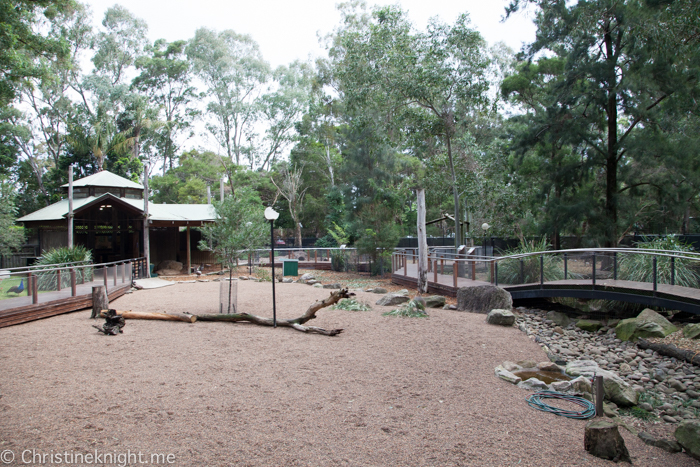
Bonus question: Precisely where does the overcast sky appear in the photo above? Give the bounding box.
[85,1,537,68]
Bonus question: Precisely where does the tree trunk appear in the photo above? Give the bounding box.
[584,419,631,463]
[91,286,108,319]
[416,188,428,294]
[196,288,353,336]
[637,338,700,367]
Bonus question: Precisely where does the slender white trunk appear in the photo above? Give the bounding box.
[417,188,428,294]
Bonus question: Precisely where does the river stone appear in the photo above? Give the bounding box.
[376,293,410,306]
[486,309,516,326]
[576,319,603,332]
[569,376,593,395]
[518,377,549,390]
[675,420,700,460]
[517,360,537,369]
[566,360,638,406]
[684,323,700,339]
[323,283,341,289]
[547,310,571,327]
[495,365,521,384]
[371,287,388,294]
[456,285,512,313]
[300,273,315,281]
[424,295,446,308]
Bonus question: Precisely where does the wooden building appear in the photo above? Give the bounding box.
[17,171,216,272]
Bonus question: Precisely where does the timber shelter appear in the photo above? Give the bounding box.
[17,170,216,272]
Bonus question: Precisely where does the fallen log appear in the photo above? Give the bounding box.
[196,288,353,336]
[100,309,196,323]
[637,338,700,367]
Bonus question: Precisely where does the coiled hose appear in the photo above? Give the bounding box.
[526,390,596,419]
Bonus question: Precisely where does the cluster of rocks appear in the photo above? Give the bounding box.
[515,307,700,425]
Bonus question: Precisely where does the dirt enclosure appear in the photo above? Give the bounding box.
[0,279,696,466]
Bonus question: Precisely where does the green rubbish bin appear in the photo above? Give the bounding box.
[282,259,299,276]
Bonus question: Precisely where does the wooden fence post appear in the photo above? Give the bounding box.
[70,268,77,296]
[453,261,458,289]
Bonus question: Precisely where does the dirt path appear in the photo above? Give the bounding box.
[0,280,696,466]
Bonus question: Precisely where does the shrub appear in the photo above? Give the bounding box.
[332,298,372,311]
[382,299,428,318]
[35,246,93,291]
[496,237,565,285]
[618,235,700,287]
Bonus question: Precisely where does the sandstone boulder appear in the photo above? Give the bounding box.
[547,310,571,327]
[615,309,678,341]
[156,260,183,272]
[456,285,512,314]
[675,420,700,460]
[683,323,700,339]
[424,295,446,309]
[376,293,411,306]
[566,360,638,406]
[576,319,603,332]
[486,309,516,326]
[494,365,521,384]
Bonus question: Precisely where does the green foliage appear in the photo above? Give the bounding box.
[382,299,428,318]
[253,266,271,282]
[0,184,25,255]
[496,237,565,285]
[332,298,371,311]
[327,223,349,271]
[199,188,267,267]
[34,246,92,291]
[619,406,657,421]
[618,236,700,287]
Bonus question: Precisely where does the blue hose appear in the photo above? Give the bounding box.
[526,390,596,419]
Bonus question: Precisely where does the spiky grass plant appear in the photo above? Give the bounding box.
[382,299,428,318]
[618,235,700,288]
[332,298,372,311]
[35,246,92,291]
[496,237,565,285]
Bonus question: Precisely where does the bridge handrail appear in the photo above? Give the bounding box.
[492,248,700,263]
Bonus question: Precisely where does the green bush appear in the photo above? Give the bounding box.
[383,299,428,318]
[496,238,565,285]
[332,298,372,311]
[35,246,93,291]
[618,235,700,287]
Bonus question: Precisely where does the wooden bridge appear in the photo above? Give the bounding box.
[0,258,146,328]
[392,248,700,315]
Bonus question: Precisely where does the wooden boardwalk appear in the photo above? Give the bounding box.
[0,279,131,328]
[392,262,700,314]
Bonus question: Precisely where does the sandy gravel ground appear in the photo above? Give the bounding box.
[0,279,697,467]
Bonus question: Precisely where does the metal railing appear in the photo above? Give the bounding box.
[392,248,700,293]
[0,258,146,308]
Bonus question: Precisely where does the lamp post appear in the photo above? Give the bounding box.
[265,207,280,327]
[481,222,490,257]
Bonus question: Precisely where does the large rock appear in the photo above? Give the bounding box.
[456,285,512,313]
[424,295,446,309]
[494,365,521,384]
[518,377,549,391]
[155,268,181,276]
[683,323,700,339]
[156,260,183,272]
[675,420,700,460]
[637,308,678,335]
[547,310,571,327]
[565,360,638,407]
[300,273,315,281]
[376,293,411,306]
[486,309,516,326]
[615,309,678,341]
[615,319,665,341]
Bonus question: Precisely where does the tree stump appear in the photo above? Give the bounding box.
[584,419,631,463]
[91,286,108,319]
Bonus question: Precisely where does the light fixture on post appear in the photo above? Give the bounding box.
[264,207,280,327]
